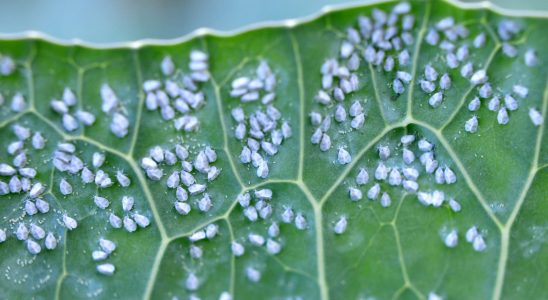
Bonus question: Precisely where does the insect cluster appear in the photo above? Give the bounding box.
[143,51,210,133]
[229,61,293,179]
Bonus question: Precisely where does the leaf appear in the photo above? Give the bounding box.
[0,0,546,299]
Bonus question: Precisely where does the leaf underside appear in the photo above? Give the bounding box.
[0,0,546,299]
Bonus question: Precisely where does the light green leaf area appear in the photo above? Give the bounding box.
[0,0,546,299]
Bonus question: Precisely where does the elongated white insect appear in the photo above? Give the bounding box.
[45,233,57,250]
[248,233,265,246]
[388,169,402,186]
[402,148,415,165]
[36,198,50,213]
[420,80,435,93]
[99,238,116,254]
[439,73,451,90]
[429,92,443,108]
[468,97,480,111]
[109,213,122,228]
[0,229,6,243]
[246,267,261,283]
[231,241,245,257]
[266,239,282,255]
[268,222,280,238]
[367,183,380,200]
[281,207,294,224]
[27,239,42,255]
[474,32,486,48]
[59,179,72,195]
[529,108,543,126]
[161,56,175,75]
[348,187,363,201]
[63,214,78,230]
[175,201,191,215]
[16,223,29,240]
[465,226,479,243]
[25,200,38,216]
[473,235,486,252]
[30,224,45,240]
[97,263,115,276]
[123,216,137,232]
[524,49,538,67]
[380,192,391,207]
[94,196,110,209]
[470,70,487,85]
[295,213,307,230]
[497,107,509,125]
[478,83,492,99]
[448,198,461,212]
[375,162,389,181]
[133,213,150,228]
[402,180,418,193]
[92,250,109,261]
[465,116,478,133]
[460,62,473,78]
[11,93,26,112]
[198,194,213,212]
[444,229,458,248]
[356,168,369,185]
[255,189,272,200]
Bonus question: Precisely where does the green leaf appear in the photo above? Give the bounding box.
[0,0,546,299]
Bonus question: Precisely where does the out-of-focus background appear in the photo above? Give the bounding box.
[0,0,546,43]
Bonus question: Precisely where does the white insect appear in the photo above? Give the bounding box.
[123,216,137,232]
[133,213,150,228]
[92,250,109,261]
[175,201,191,215]
[472,235,486,252]
[334,216,348,235]
[388,169,402,186]
[337,148,352,165]
[468,97,480,111]
[268,222,280,238]
[97,263,115,276]
[246,267,261,283]
[367,184,381,200]
[231,241,245,257]
[30,224,45,240]
[464,116,478,133]
[266,239,282,255]
[16,223,29,240]
[375,162,389,181]
[497,107,509,125]
[59,178,73,195]
[295,213,308,230]
[27,239,42,255]
[99,238,116,254]
[281,207,294,224]
[205,223,218,239]
[94,195,110,209]
[448,198,461,212]
[36,198,50,213]
[63,214,78,230]
[444,230,458,248]
[45,233,57,250]
[529,108,543,126]
[470,70,487,85]
[380,192,391,207]
[348,187,363,201]
[109,213,123,228]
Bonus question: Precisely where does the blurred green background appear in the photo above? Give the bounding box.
[0,0,546,43]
